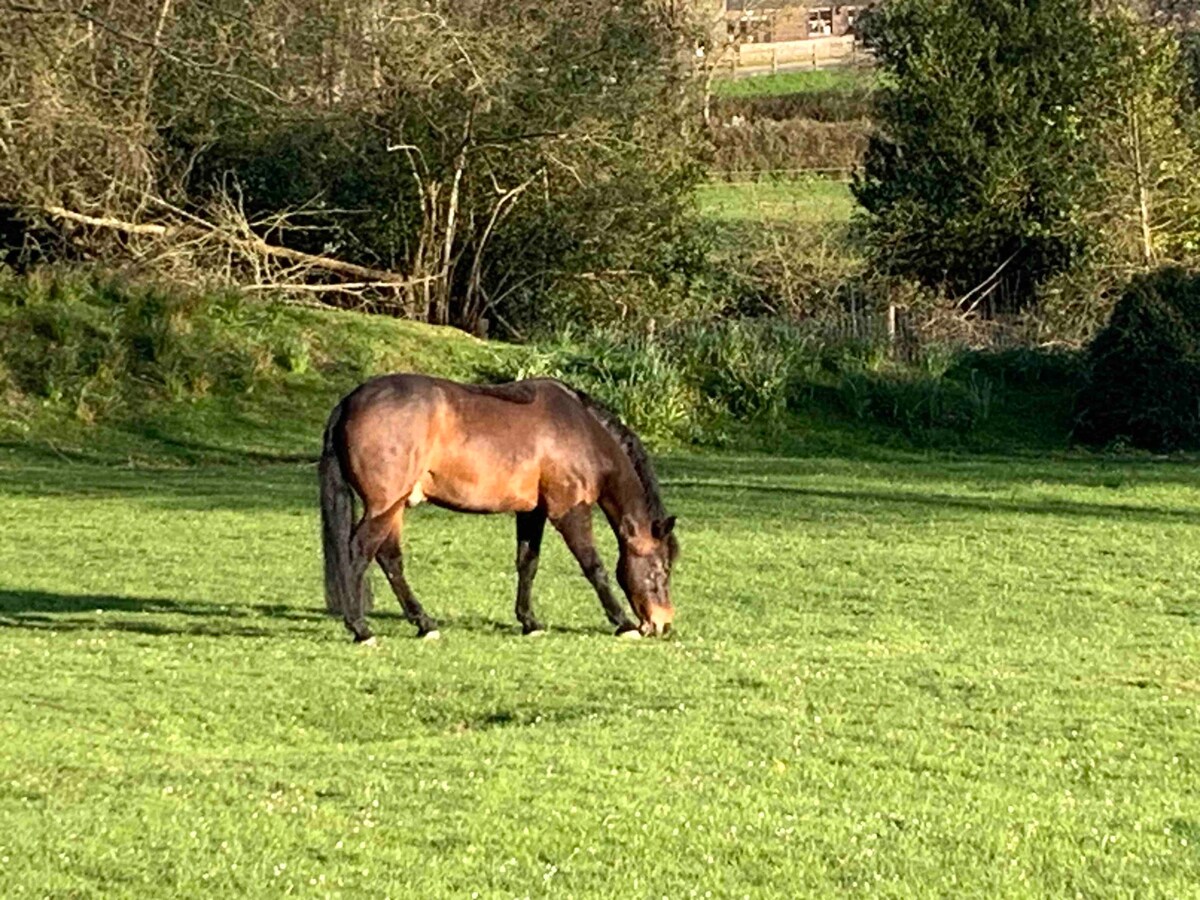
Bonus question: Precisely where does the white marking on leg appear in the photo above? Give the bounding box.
[422,629,441,641]
[618,629,642,640]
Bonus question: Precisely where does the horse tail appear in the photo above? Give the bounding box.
[319,399,373,615]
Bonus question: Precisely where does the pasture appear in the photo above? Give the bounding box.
[711,68,874,99]
[3,443,1199,896]
[695,179,854,226]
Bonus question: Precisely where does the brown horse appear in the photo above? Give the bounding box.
[319,374,678,643]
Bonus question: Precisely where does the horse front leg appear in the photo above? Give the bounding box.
[514,509,547,635]
[553,505,640,637]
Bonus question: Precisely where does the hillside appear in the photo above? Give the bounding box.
[0,272,517,465]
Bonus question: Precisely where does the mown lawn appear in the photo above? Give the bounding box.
[2,444,1198,897]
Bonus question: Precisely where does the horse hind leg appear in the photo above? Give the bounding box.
[343,508,395,643]
[375,508,440,639]
[514,509,547,635]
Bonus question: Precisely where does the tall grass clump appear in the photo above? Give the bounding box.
[503,320,832,447]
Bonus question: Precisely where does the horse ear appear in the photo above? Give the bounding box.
[653,516,677,539]
[619,515,639,541]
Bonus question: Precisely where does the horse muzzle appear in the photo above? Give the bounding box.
[638,602,674,637]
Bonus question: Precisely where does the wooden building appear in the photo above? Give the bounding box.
[724,2,864,44]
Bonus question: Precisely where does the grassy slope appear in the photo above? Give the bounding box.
[0,282,518,465]
[2,446,1199,897]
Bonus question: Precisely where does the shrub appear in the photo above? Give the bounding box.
[500,319,830,447]
[711,88,875,124]
[1074,267,1200,450]
[708,119,868,178]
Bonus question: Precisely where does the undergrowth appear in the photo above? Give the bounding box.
[0,270,1082,457]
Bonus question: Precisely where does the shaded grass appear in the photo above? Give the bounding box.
[1,447,1198,896]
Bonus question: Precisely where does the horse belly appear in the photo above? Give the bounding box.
[422,457,541,513]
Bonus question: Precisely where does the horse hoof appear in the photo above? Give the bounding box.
[359,636,378,647]
[421,630,441,641]
[617,628,642,640]
[525,629,546,638]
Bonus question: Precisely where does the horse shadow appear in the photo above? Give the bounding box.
[0,588,341,638]
[0,589,606,639]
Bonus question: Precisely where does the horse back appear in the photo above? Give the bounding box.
[337,375,619,516]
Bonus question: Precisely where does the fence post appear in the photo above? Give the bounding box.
[887,304,897,355]
[771,47,778,74]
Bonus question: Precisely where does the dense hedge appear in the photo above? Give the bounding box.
[708,119,869,177]
[711,89,874,124]
[1074,267,1200,450]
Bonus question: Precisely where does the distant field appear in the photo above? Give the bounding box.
[695,178,856,225]
[712,67,875,99]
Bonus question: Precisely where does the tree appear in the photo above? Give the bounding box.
[0,1,707,334]
[852,0,1200,316]
[854,0,1105,310]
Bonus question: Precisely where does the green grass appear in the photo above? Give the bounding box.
[0,272,517,464]
[2,271,1198,895]
[695,179,855,225]
[712,68,875,99]
[2,445,1199,896]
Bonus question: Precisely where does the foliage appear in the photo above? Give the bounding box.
[837,370,994,440]
[1,1,706,333]
[505,320,821,446]
[711,74,875,122]
[708,119,868,178]
[1092,10,1200,271]
[1,270,1087,460]
[1074,266,1200,450]
[854,0,1200,317]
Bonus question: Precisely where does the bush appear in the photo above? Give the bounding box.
[711,89,875,124]
[708,119,868,178]
[1074,267,1200,451]
[854,0,1194,308]
[837,369,994,441]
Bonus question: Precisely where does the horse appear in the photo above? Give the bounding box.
[318,374,678,643]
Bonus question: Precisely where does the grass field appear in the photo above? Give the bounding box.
[3,441,1199,897]
[695,179,855,225]
[712,68,875,99]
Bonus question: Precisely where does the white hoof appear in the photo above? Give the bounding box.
[421,630,441,641]
[525,629,546,638]
[618,629,642,640]
[359,636,378,647]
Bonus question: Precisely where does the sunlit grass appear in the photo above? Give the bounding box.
[2,446,1198,896]
[695,178,855,225]
[712,67,875,99]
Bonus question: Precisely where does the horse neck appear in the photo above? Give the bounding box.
[598,458,651,533]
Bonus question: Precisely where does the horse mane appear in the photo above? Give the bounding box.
[462,381,539,404]
[571,387,679,559]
